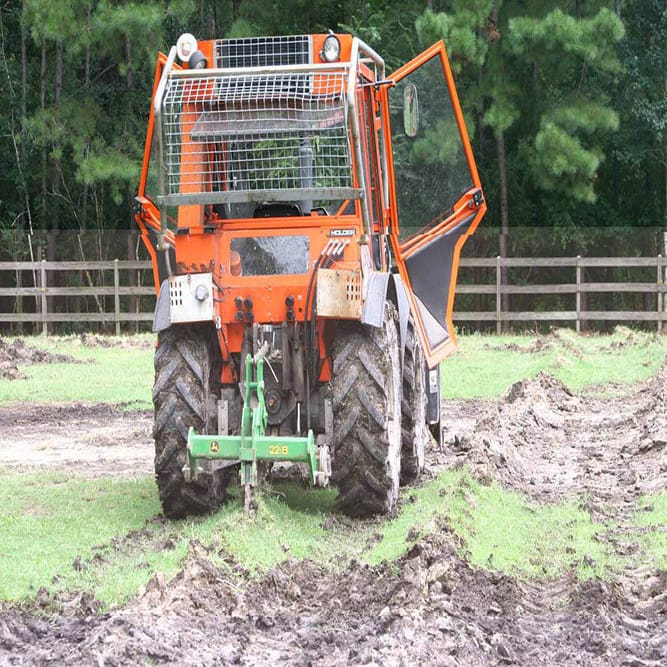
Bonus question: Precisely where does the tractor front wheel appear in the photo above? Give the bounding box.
[153,324,229,518]
[330,303,402,516]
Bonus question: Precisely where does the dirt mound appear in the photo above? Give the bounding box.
[74,333,154,349]
[483,329,583,357]
[447,368,666,502]
[2,526,665,666]
[0,338,84,380]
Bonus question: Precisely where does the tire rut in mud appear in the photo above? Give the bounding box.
[1,366,666,665]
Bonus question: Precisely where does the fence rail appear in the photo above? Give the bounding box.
[455,255,665,333]
[0,257,665,334]
[0,259,155,335]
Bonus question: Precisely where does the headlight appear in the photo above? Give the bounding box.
[176,33,198,63]
[320,34,341,63]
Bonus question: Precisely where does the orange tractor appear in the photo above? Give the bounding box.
[134,31,486,517]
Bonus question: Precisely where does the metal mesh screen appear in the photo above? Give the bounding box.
[159,70,354,205]
[215,36,311,68]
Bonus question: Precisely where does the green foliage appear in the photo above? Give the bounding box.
[484,94,520,137]
[533,121,603,202]
[0,0,665,255]
[441,328,667,399]
[416,3,494,70]
[509,8,625,73]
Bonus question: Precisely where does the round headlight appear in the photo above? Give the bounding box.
[321,34,341,63]
[176,33,198,63]
[189,50,207,70]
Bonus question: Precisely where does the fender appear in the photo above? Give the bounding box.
[363,271,410,368]
[153,280,170,332]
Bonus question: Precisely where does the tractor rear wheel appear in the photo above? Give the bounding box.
[400,318,428,485]
[330,303,402,516]
[153,324,229,518]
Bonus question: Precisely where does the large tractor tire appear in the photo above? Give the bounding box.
[400,318,428,485]
[153,324,229,518]
[330,303,402,516]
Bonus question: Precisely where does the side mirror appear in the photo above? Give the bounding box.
[403,83,419,137]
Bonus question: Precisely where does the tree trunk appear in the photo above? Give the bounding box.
[40,41,47,226]
[477,64,484,155]
[211,0,218,35]
[615,0,622,19]
[497,130,509,329]
[53,40,63,197]
[125,35,133,89]
[82,4,91,232]
[85,3,91,85]
[54,40,63,104]
[127,231,138,333]
[20,6,27,170]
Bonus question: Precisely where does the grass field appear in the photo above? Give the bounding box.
[0,328,665,608]
[0,467,614,606]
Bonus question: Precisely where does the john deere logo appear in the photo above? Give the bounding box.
[210,441,219,453]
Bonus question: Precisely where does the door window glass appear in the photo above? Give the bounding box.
[389,55,472,243]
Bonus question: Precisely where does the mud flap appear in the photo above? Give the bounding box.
[426,363,440,426]
[153,280,170,332]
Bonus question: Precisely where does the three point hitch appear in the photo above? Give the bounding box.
[184,353,331,511]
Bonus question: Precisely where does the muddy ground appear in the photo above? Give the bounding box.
[0,358,665,665]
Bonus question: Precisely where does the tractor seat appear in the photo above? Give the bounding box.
[253,202,303,218]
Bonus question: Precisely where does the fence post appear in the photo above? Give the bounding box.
[658,255,663,333]
[114,258,121,336]
[40,259,48,336]
[496,255,502,335]
[15,268,23,334]
[576,255,581,333]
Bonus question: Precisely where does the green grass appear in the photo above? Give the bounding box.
[0,467,620,607]
[0,329,664,608]
[443,327,667,399]
[0,469,159,603]
[365,469,613,579]
[0,335,154,408]
[636,493,667,570]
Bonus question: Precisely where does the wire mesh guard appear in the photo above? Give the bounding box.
[214,35,311,69]
[159,70,353,205]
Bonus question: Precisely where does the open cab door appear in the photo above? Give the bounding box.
[386,41,486,368]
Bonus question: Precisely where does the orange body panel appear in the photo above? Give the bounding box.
[136,33,485,380]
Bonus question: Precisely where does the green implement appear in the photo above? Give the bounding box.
[185,354,330,511]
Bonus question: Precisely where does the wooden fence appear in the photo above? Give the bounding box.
[0,260,155,335]
[456,256,665,333]
[0,257,665,334]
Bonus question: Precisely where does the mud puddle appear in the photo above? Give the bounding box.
[0,403,152,477]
